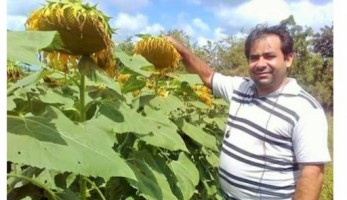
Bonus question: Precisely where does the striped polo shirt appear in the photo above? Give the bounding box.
[212,72,331,199]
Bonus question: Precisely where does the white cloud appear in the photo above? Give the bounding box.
[192,18,210,32]
[213,27,228,41]
[7,15,27,31]
[196,36,209,46]
[142,23,165,35]
[102,0,150,13]
[112,13,148,35]
[215,0,289,29]
[214,0,332,33]
[112,14,166,41]
[180,24,195,37]
[234,31,248,39]
[289,1,333,29]
[236,0,289,24]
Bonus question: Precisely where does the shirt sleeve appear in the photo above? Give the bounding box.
[212,72,245,103]
[292,108,331,163]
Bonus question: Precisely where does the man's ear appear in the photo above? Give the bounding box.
[285,53,294,68]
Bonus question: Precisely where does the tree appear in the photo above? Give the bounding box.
[281,15,333,113]
[312,25,333,58]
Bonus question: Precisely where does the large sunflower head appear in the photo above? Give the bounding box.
[25,0,116,76]
[133,36,182,73]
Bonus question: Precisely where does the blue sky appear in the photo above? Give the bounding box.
[7,0,333,45]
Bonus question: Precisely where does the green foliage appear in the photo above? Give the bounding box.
[8,104,137,180]
[7,30,225,199]
[312,25,333,58]
[320,115,333,200]
[215,36,248,76]
[321,163,333,200]
[283,16,333,113]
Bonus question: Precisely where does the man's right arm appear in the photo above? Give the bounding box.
[165,36,214,89]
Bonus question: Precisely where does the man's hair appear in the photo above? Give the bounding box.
[244,24,294,60]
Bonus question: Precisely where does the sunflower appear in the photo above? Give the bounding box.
[25,0,116,76]
[133,36,181,73]
[7,60,24,82]
[193,84,213,106]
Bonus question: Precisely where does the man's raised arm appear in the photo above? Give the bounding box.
[165,36,214,89]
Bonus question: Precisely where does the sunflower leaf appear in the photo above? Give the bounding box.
[7,31,57,66]
[7,106,137,181]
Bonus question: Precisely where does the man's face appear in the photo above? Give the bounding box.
[248,34,293,96]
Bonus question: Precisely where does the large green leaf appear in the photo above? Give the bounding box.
[202,147,220,168]
[169,153,200,200]
[92,100,188,151]
[41,32,73,54]
[84,67,121,90]
[7,107,136,181]
[91,100,152,135]
[190,100,210,110]
[180,119,218,151]
[213,117,228,130]
[128,150,178,200]
[115,48,153,77]
[138,94,184,114]
[7,31,56,66]
[139,107,188,152]
[7,69,53,95]
[39,88,75,108]
[175,74,203,85]
[85,70,129,103]
[121,75,147,94]
[7,95,17,111]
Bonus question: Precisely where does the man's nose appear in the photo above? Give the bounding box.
[256,56,267,67]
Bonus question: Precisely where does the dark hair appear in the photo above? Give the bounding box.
[244,24,293,60]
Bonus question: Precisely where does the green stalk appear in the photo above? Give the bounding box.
[78,74,87,199]
[80,175,87,200]
[27,93,33,113]
[84,177,106,200]
[117,133,133,152]
[154,73,159,95]
[79,74,86,122]
[7,174,57,200]
[77,58,87,200]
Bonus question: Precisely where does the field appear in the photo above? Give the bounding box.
[320,115,333,199]
[7,21,334,199]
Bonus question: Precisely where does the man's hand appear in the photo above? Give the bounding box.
[163,35,214,88]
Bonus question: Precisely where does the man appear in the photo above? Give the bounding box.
[165,25,331,199]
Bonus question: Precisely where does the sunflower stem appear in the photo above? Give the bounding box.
[80,176,87,200]
[79,56,87,200]
[84,177,106,200]
[78,63,87,200]
[155,73,159,95]
[7,174,58,200]
[79,74,86,122]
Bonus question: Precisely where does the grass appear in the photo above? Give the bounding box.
[320,115,333,199]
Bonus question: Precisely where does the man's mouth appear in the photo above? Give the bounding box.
[254,71,271,75]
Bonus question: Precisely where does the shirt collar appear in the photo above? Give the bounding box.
[249,78,301,97]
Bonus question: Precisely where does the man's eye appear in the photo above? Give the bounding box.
[264,55,276,59]
[249,56,259,61]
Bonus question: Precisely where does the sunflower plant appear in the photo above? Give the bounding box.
[25,0,116,76]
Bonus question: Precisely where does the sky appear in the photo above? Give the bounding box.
[7,0,333,46]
